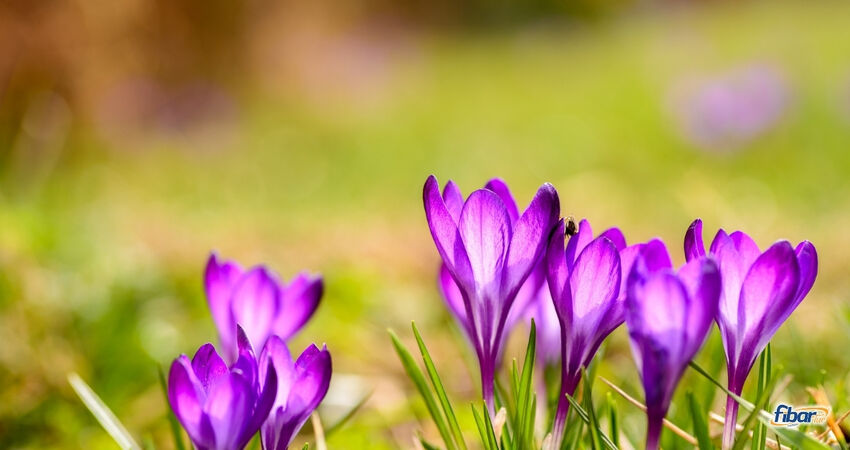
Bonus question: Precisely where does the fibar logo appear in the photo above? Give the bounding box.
[770,404,829,427]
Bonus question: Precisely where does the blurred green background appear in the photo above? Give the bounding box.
[2,0,850,448]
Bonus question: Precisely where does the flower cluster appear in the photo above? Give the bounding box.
[168,254,332,450]
[422,175,817,449]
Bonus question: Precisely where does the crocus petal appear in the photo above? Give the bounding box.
[273,273,322,340]
[737,241,799,371]
[729,231,760,269]
[423,176,475,294]
[439,264,470,329]
[263,345,332,450]
[231,267,281,354]
[191,344,229,394]
[569,236,622,367]
[617,244,644,301]
[205,373,252,450]
[684,219,706,262]
[599,227,627,251]
[710,230,748,341]
[442,180,464,223]
[484,178,520,223]
[679,258,721,356]
[260,335,295,408]
[635,239,673,274]
[565,219,593,271]
[570,237,621,330]
[232,326,258,393]
[459,189,512,300]
[288,344,332,416]
[794,241,818,304]
[241,361,277,448]
[546,220,569,308]
[169,355,213,447]
[503,183,560,299]
[205,254,243,355]
[627,272,690,413]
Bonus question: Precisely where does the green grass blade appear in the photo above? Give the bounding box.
[753,345,771,450]
[581,370,603,450]
[471,403,498,450]
[389,329,455,450]
[565,392,618,450]
[301,444,309,450]
[68,373,141,450]
[686,391,713,450]
[605,393,620,448]
[412,322,467,450]
[324,391,372,436]
[158,366,187,450]
[516,320,537,449]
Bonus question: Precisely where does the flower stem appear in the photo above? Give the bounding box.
[722,394,740,450]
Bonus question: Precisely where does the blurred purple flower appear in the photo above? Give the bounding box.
[672,65,789,150]
[260,337,332,450]
[168,326,277,450]
[685,219,817,449]
[626,239,720,450]
[545,218,642,445]
[424,175,560,409]
[205,253,322,362]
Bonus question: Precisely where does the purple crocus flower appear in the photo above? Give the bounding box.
[168,326,277,450]
[545,218,642,445]
[260,337,332,450]
[626,239,720,450]
[671,64,789,151]
[423,175,559,409]
[205,253,322,362]
[684,219,817,449]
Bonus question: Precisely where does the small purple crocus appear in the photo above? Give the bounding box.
[684,219,817,449]
[168,326,278,450]
[423,175,559,409]
[205,253,322,362]
[671,64,789,151]
[545,218,642,445]
[260,337,332,450]
[626,239,721,450]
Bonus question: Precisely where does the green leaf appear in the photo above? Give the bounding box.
[301,444,309,450]
[388,329,455,450]
[158,366,187,450]
[686,391,713,450]
[68,372,141,450]
[412,322,467,450]
[565,392,618,450]
[418,434,441,450]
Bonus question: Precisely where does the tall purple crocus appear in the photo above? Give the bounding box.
[437,179,552,367]
[684,219,817,449]
[168,326,278,450]
[423,175,559,409]
[260,337,332,450]
[626,239,721,450]
[545,218,642,445]
[205,253,323,362]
